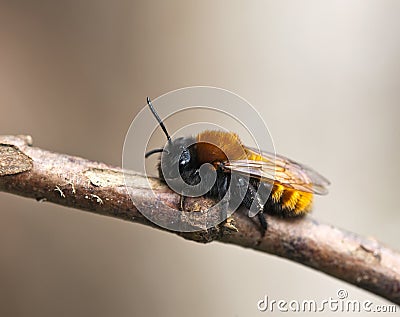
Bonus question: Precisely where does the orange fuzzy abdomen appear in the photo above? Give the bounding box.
[270,183,313,216]
[246,150,313,216]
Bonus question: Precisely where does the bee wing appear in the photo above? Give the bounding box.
[222,148,330,195]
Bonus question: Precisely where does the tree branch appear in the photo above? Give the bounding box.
[1,135,399,305]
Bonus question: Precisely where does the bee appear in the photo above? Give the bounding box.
[145,97,330,233]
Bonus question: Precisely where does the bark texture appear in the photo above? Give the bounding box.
[0,135,399,305]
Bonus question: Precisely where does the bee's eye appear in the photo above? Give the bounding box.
[179,149,191,166]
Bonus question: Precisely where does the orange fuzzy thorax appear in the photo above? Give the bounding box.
[196,131,247,163]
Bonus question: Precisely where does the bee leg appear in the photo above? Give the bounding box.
[242,183,268,236]
[257,212,268,236]
[179,195,186,211]
[216,172,230,225]
[218,197,230,228]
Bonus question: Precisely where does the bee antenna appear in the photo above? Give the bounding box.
[145,148,164,158]
[147,97,171,142]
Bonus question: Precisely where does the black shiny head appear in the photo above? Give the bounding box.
[159,136,198,181]
[145,98,199,182]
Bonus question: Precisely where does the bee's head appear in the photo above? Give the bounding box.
[160,137,198,179]
[144,97,198,180]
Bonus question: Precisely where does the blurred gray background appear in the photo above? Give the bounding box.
[1,1,399,316]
